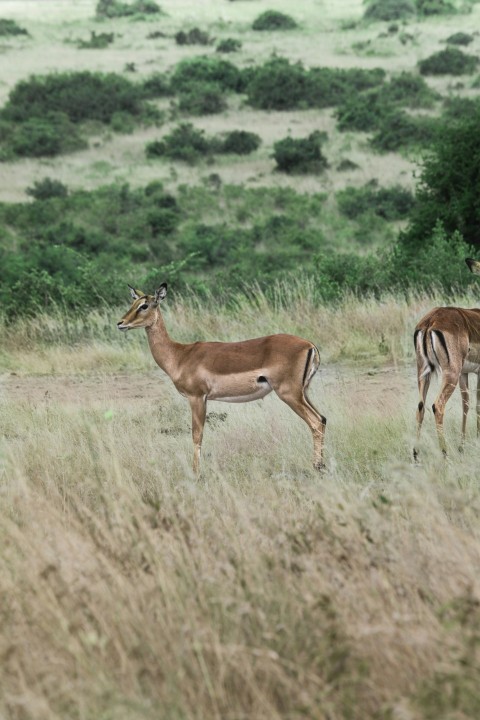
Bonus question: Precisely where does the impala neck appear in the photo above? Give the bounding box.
[145,308,182,378]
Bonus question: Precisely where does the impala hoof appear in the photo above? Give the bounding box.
[314,461,326,472]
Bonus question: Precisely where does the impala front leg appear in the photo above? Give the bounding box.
[477,374,480,438]
[459,373,469,451]
[189,395,207,476]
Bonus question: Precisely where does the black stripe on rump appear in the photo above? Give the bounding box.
[302,348,314,387]
[413,329,420,349]
[432,330,450,365]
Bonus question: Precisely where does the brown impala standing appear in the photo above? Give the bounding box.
[117,284,326,474]
[414,257,480,457]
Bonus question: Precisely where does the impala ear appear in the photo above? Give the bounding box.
[466,258,480,276]
[128,284,144,300]
[154,283,167,304]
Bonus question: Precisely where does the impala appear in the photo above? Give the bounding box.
[414,257,480,457]
[117,284,326,474]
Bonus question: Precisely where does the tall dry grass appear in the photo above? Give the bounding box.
[1,290,480,718]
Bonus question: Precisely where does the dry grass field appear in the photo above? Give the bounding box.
[2,0,480,717]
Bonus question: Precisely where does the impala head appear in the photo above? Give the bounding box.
[466,257,480,276]
[117,283,167,331]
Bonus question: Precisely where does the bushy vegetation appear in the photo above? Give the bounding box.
[216,37,242,53]
[0,18,29,36]
[369,110,438,152]
[337,182,415,220]
[273,132,329,174]
[78,31,115,49]
[418,47,479,75]
[400,104,480,249]
[146,124,260,162]
[177,83,227,115]
[96,0,163,17]
[363,0,416,21]
[445,31,473,45]
[0,72,158,159]
[245,58,385,111]
[175,28,213,46]
[26,177,69,201]
[221,130,261,155]
[171,57,244,93]
[252,11,298,31]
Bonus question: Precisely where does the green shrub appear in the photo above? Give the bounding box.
[7,114,86,158]
[337,158,360,171]
[446,31,473,45]
[177,83,227,115]
[96,0,163,17]
[78,31,114,49]
[400,104,480,249]
[418,47,479,75]
[146,123,214,163]
[363,0,416,21]
[337,182,415,220]
[0,18,29,36]
[171,57,243,93]
[221,130,261,154]
[175,28,212,46]
[369,110,437,152]
[26,178,69,201]
[141,73,172,98]
[273,132,328,174]
[442,95,480,120]
[252,11,297,30]
[417,0,457,15]
[382,71,438,108]
[336,88,393,132]
[2,72,146,124]
[216,38,242,53]
[246,59,385,111]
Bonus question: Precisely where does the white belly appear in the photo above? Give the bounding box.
[207,374,272,403]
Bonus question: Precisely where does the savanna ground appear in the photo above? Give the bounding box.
[2,0,480,718]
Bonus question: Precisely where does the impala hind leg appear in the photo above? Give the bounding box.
[477,374,480,438]
[274,387,326,470]
[459,373,469,451]
[414,368,431,462]
[432,372,459,456]
[189,396,207,476]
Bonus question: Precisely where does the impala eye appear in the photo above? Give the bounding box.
[140,303,149,310]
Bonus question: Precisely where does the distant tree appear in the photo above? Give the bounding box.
[400,106,480,249]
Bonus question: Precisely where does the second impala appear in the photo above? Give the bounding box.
[117,283,326,474]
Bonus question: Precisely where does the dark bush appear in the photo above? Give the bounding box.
[337,182,415,220]
[418,47,479,75]
[369,110,437,152]
[335,88,393,132]
[2,72,146,124]
[246,59,385,111]
[417,0,456,15]
[171,57,243,93]
[96,0,162,17]
[446,31,473,45]
[221,130,261,154]
[7,114,86,158]
[246,58,308,110]
[147,30,168,39]
[273,132,328,174]
[0,18,29,36]
[141,73,172,98]
[146,123,214,163]
[78,31,114,49]
[252,11,297,30]
[216,38,242,53]
[400,104,480,249]
[382,72,438,108]
[442,95,480,120]
[337,158,360,171]
[177,83,227,115]
[175,28,212,46]
[363,0,416,21]
[26,178,69,201]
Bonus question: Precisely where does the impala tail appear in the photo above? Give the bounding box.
[414,327,450,378]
